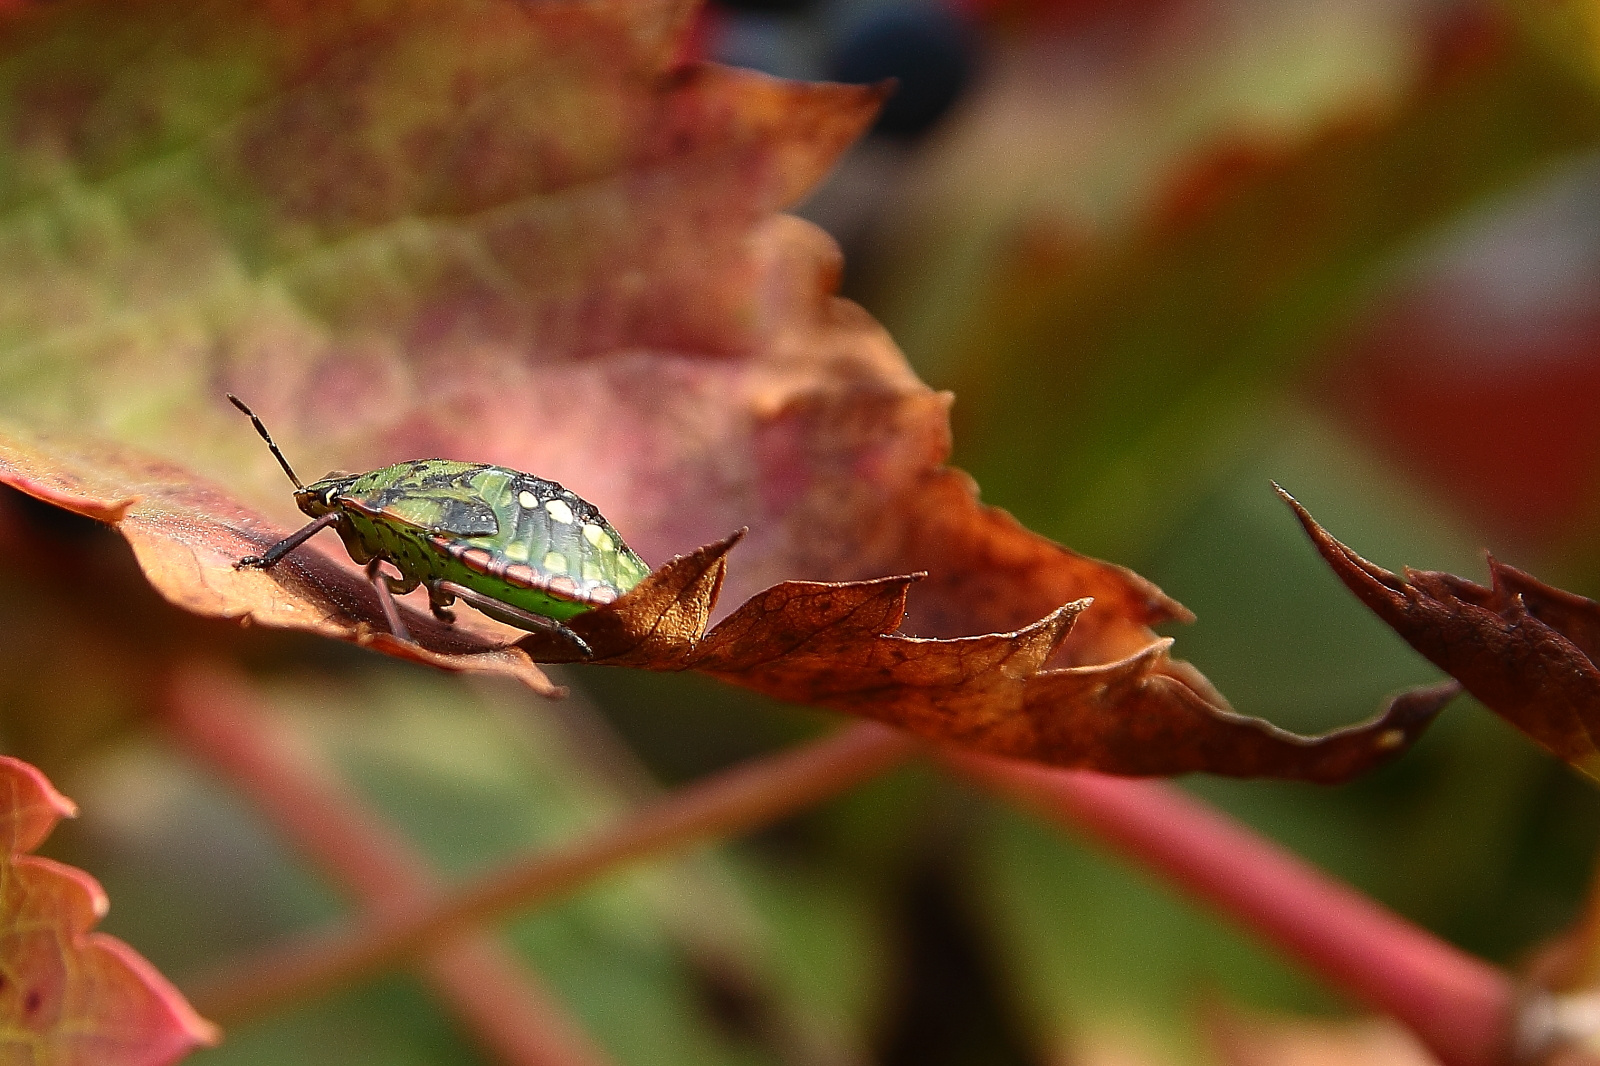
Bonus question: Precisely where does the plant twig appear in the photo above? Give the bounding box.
[949,753,1518,1066]
[184,715,916,1026]
[530,683,872,1066]
[165,662,618,1066]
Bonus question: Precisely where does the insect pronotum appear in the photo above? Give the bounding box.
[229,394,652,658]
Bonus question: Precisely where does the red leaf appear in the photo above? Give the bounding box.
[0,756,218,1064]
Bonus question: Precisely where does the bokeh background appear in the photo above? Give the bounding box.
[6,0,1600,1062]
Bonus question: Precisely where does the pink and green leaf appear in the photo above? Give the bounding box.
[0,755,218,1064]
[0,0,1443,778]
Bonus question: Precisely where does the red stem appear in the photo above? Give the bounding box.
[950,753,1519,1066]
[168,660,1519,1066]
[165,662,617,1066]
[183,716,916,1025]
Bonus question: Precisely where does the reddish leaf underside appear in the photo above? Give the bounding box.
[1281,485,1600,781]
[0,427,566,697]
[0,756,218,1065]
[0,0,1450,778]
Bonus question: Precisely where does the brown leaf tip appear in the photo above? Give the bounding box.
[1265,681,1460,784]
[519,529,751,664]
[1374,680,1461,739]
[1273,482,1332,557]
[654,527,749,567]
[1035,596,1092,657]
[633,526,747,595]
[1270,481,1313,529]
[1274,483,1411,598]
[1276,480,1600,776]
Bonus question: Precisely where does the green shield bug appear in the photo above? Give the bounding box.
[229,394,650,658]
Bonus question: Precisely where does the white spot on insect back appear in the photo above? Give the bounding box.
[518,490,539,509]
[545,499,574,524]
[582,523,614,553]
[543,551,568,573]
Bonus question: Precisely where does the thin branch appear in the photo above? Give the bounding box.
[164,662,618,1066]
[949,752,1519,1066]
[184,715,916,1027]
[175,667,1516,1066]
[529,684,874,1066]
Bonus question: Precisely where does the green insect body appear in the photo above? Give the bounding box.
[312,461,649,617]
[228,396,648,657]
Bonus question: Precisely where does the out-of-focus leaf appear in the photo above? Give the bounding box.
[0,754,218,1064]
[1511,0,1600,88]
[970,798,1336,1066]
[79,673,875,1066]
[0,0,1146,657]
[0,0,1061,645]
[1519,862,1600,1062]
[1281,485,1600,781]
[0,0,1448,777]
[1001,1006,1439,1066]
[873,5,1600,558]
[1322,330,1600,548]
[1206,1005,1436,1066]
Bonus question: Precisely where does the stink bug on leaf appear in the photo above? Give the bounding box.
[228,394,651,658]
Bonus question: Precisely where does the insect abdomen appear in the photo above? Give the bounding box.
[332,462,648,624]
[437,470,648,614]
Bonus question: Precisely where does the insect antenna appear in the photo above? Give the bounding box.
[227,394,306,491]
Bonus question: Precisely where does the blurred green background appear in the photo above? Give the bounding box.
[7,0,1600,1062]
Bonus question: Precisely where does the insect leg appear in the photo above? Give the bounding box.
[366,559,413,643]
[237,513,340,569]
[430,579,593,659]
[427,584,457,624]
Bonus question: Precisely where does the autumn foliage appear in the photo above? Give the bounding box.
[0,0,1596,1064]
[0,0,1438,780]
[1283,486,1600,784]
[0,756,216,1064]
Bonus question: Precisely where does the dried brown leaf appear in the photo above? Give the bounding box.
[1281,483,1600,780]
[517,531,1454,776]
